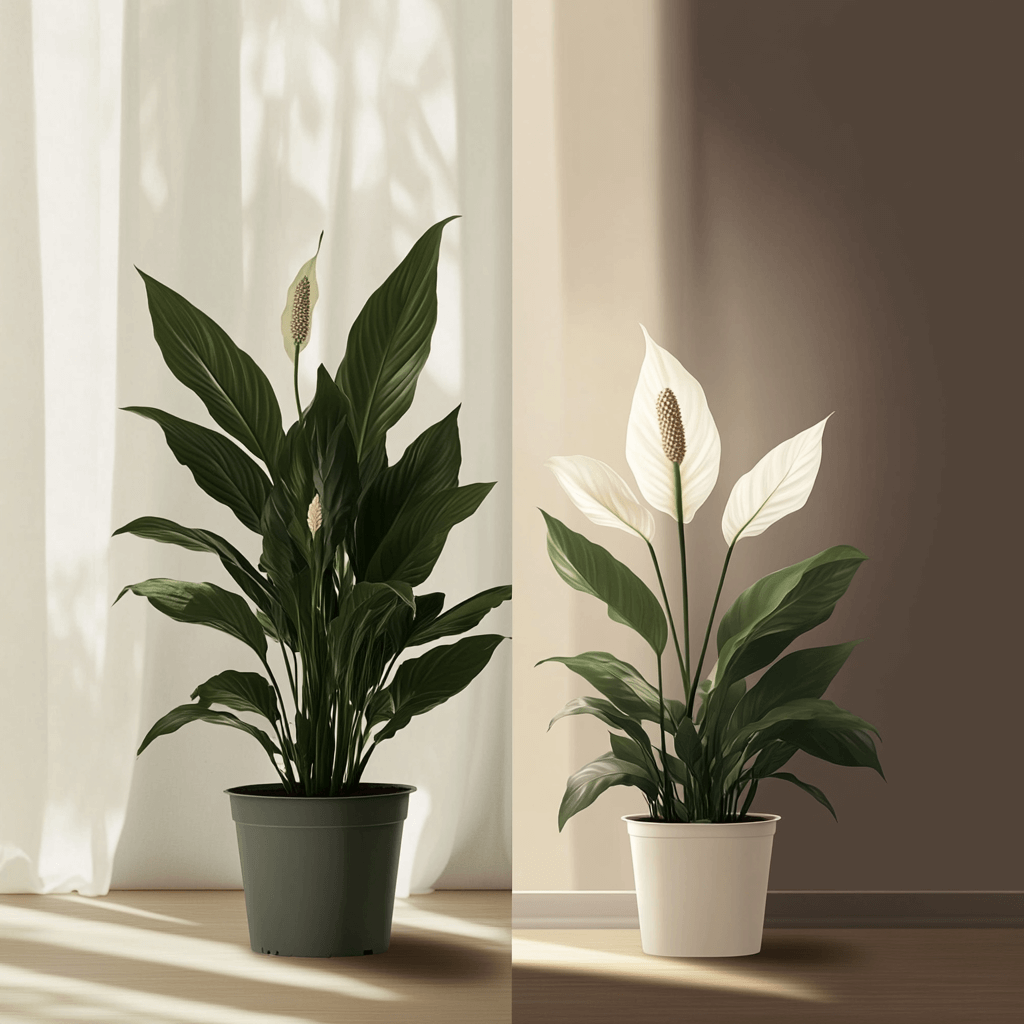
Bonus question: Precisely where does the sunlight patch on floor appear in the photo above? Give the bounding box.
[512,936,833,1003]
[393,901,509,946]
[51,894,197,926]
[0,905,398,1003]
[0,962,319,1023]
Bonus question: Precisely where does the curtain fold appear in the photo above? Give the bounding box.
[1,0,510,897]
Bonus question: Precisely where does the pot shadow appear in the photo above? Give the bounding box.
[755,931,864,967]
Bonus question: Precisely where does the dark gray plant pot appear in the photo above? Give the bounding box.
[226,782,415,957]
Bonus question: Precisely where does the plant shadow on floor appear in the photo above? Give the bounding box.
[754,931,864,967]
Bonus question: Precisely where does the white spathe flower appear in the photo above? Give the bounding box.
[546,455,655,542]
[625,325,721,523]
[721,415,831,545]
[281,231,323,362]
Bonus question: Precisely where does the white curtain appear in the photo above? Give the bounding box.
[0,0,511,897]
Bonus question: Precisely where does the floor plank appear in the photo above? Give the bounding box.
[0,890,510,1023]
[512,927,1024,1023]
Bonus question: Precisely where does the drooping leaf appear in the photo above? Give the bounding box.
[778,722,884,777]
[727,697,880,756]
[716,546,867,688]
[541,511,667,654]
[548,695,657,756]
[748,739,798,780]
[374,633,506,743]
[191,669,280,722]
[364,483,494,586]
[609,732,659,780]
[124,408,271,533]
[546,455,655,541]
[116,578,267,659]
[337,218,457,459]
[538,651,683,729]
[557,753,658,831]
[407,585,511,646]
[137,703,280,761]
[625,325,721,523]
[766,771,837,820]
[722,416,830,545]
[137,270,284,475]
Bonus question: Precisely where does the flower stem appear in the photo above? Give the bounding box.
[646,541,688,698]
[656,654,673,822]
[293,342,303,424]
[687,541,736,719]
[672,463,691,686]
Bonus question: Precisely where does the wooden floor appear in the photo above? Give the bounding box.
[513,926,1024,1023]
[0,889,510,1023]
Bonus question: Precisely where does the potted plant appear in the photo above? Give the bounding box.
[539,326,883,957]
[116,218,510,957]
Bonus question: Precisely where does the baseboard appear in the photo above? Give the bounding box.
[512,890,1024,929]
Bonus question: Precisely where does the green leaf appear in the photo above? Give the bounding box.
[137,270,284,474]
[112,516,278,619]
[116,578,267,659]
[734,642,861,729]
[674,716,702,771]
[727,697,880,756]
[749,739,798,780]
[337,218,457,459]
[374,633,506,743]
[540,511,667,654]
[767,771,837,820]
[609,732,659,780]
[407,585,511,646]
[191,669,280,722]
[328,582,407,677]
[124,407,271,533]
[716,546,867,688]
[557,754,657,831]
[137,702,280,762]
[364,482,494,586]
[538,651,683,728]
[549,695,657,756]
[354,407,462,577]
[779,722,885,778]
[700,678,746,751]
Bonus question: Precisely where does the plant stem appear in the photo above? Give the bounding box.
[672,464,691,687]
[293,342,303,423]
[645,541,688,698]
[656,654,674,822]
[688,541,737,719]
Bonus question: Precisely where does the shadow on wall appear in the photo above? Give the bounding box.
[658,0,1023,889]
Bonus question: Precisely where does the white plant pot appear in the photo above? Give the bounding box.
[623,812,781,957]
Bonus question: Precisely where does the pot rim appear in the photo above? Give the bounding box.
[623,812,780,839]
[225,783,417,800]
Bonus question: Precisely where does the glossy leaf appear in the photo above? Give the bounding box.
[541,511,667,654]
[546,455,655,541]
[722,416,830,545]
[191,670,280,722]
[125,407,271,533]
[137,703,280,761]
[728,697,880,755]
[115,578,267,659]
[337,218,456,459]
[625,325,721,523]
[138,270,284,474]
[549,695,657,755]
[767,771,837,820]
[716,546,867,688]
[558,754,658,831]
[779,722,884,777]
[374,633,506,743]
[407,585,511,646]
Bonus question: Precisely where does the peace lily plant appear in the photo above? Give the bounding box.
[116,218,510,797]
[542,326,882,827]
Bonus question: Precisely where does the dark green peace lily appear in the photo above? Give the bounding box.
[116,219,510,796]
[541,327,882,828]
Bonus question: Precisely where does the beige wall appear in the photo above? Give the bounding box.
[514,0,1024,891]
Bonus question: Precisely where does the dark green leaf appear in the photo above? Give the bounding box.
[137,270,284,474]
[557,754,657,831]
[749,739,798,780]
[767,771,837,820]
[674,716,702,770]
[374,633,506,742]
[337,218,457,459]
[728,697,880,755]
[124,408,271,533]
[407,585,511,645]
[779,722,885,777]
[191,670,280,722]
[548,695,656,756]
[116,578,267,658]
[609,732,658,780]
[364,482,494,586]
[541,511,666,654]
[716,546,867,688]
[137,702,280,762]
